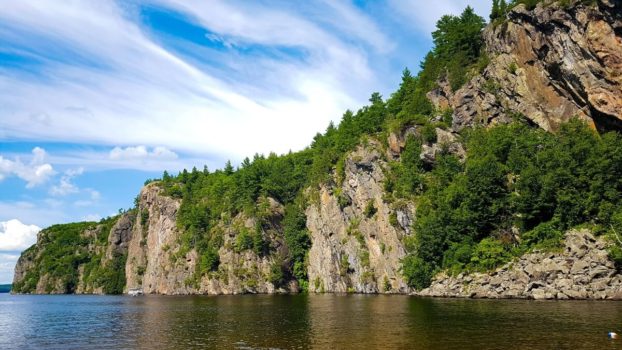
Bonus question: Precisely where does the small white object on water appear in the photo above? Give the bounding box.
[608,332,618,339]
[128,288,143,297]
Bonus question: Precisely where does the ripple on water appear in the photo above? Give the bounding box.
[1,294,622,349]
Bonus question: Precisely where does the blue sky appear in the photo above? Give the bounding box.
[0,0,491,283]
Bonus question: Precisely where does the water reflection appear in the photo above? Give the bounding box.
[1,294,622,349]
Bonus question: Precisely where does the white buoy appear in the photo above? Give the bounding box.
[608,332,618,339]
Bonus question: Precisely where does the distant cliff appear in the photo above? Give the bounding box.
[12,0,622,299]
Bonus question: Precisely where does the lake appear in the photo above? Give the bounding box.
[1,293,621,349]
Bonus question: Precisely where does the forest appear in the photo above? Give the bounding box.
[14,1,622,292]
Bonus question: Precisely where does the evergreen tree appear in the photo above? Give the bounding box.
[491,0,500,20]
[224,160,234,175]
[500,0,508,17]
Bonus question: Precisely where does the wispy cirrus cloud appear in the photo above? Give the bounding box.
[0,0,394,162]
[387,0,492,34]
[110,146,177,161]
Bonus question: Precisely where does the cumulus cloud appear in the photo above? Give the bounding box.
[0,147,55,188]
[109,146,178,161]
[0,219,41,251]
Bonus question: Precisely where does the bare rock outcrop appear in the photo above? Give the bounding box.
[444,0,622,132]
[125,184,297,295]
[306,141,414,293]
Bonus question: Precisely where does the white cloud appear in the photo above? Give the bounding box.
[109,145,178,161]
[0,219,41,251]
[87,189,100,201]
[0,147,55,188]
[49,177,78,196]
[388,0,492,35]
[82,214,101,222]
[0,0,385,161]
[0,253,21,284]
[49,167,83,196]
[0,201,67,228]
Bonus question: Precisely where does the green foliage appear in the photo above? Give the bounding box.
[387,136,425,198]
[140,209,149,227]
[491,0,509,21]
[508,62,518,75]
[339,254,350,276]
[283,202,311,284]
[383,276,391,292]
[364,200,377,218]
[235,228,254,252]
[335,188,350,208]
[252,226,268,256]
[401,255,434,290]
[521,221,563,251]
[402,121,622,289]
[385,7,486,132]
[27,222,97,293]
[143,5,488,292]
[199,248,220,274]
[432,7,487,91]
[607,209,622,266]
[23,2,620,296]
[98,252,127,295]
[268,261,286,288]
[442,240,474,275]
[359,250,370,268]
[421,124,438,144]
[469,238,512,271]
[12,218,133,294]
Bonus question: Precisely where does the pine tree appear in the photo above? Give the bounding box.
[491,0,500,21]
[499,0,508,17]
[224,160,234,175]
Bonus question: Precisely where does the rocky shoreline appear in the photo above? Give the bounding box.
[415,230,622,300]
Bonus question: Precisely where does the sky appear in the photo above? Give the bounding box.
[0,0,492,284]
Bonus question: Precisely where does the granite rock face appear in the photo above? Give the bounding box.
[125,184,298,295]
[306,141,414,293]
[12,0,622,298]
[436,0,622,132]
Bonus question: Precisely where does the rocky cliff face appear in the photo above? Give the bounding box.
[12,0,622,298]
[306,141,414,293]
[124,184,298,295]
[429,0,622,132]
[13,133,622,298]
[12,219,130,294]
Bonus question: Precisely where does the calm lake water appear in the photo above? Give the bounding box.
[1,294,622,349]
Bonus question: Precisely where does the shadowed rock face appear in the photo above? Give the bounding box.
[434,0,622,132]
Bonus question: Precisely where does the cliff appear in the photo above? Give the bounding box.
[12,0,622,299]
[428,0,622,131]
